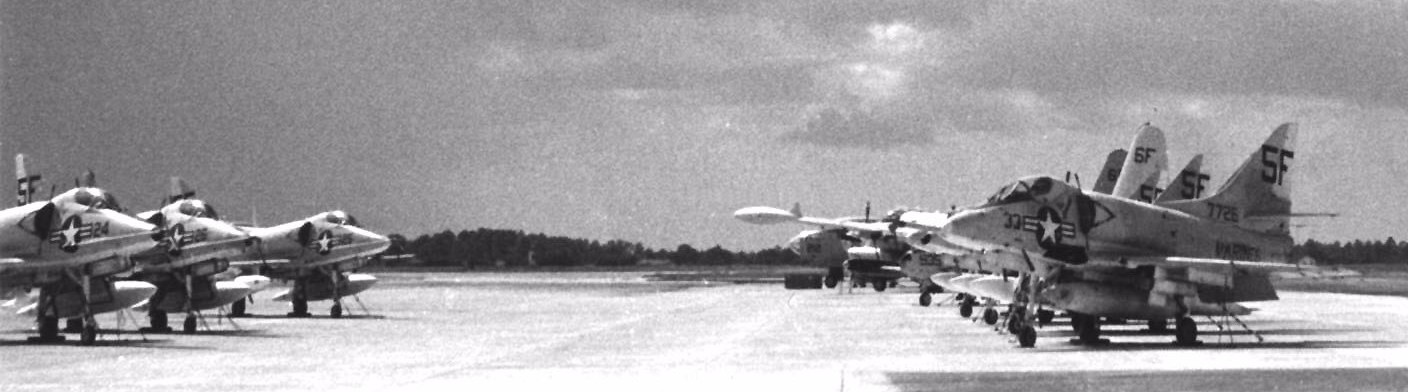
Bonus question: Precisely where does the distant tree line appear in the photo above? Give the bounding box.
[387,228,801,268]
[384,229,1402,268]
[1291,238,1408,265]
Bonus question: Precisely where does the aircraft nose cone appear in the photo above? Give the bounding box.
[351,228,391,254]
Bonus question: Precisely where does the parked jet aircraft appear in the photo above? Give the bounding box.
[129,177,262,333]
[0,156,161,344]
[893,125,1206,325]
[149,179,389,318]
[928,123,1308,347]
[236,211,390,318]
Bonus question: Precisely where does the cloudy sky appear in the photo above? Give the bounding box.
[3,1,1406,251]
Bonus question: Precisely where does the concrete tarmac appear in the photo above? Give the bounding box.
[3,272,1407,391]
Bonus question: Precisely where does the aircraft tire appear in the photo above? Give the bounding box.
[823,276,838,289]
[230,298,246,317]
[873,280,887,292]
[38,316,59,339]
[919,292,932,307]
[183,315,197,334]
[1175,317,1197,346]
[1017,325,1037,348]
[1148,318,1169,333]
[1070,313,1087,333]
[959,303,973,318]
[291,298,308,317]
[1078,315,1101,343]
[80,323,96,346]
[983,308,999,325]
[150,310,169,330]
[331,303,343,318]
[1037,310,1055,325]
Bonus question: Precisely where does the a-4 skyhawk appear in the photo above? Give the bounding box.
[129,177,265,333]
[923,123,1312,347]
[235,210,390,318]
[0,156,162,344]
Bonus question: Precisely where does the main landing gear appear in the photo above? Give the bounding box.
[230,297,248,317]
[288,270,351,318]
[918,285,943,307]
[1174,316,1199,346]
[824,267,842,289]
[957,294,976,318]
[32,272,104,345]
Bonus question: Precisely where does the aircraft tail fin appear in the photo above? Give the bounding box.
[1155,154,1209,203]
[1166,123,1297,236]
[1091,149,1126,195]
[1110,123,1169,202]
[15,154,41,207]
[168,177,196,204]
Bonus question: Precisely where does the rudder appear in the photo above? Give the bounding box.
[1166,123,1296,235]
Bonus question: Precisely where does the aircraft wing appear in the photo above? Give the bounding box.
[0,258,44,275]
[1122,256,1311,275]
[736,204,889,234]
[796,217,888,234]
[228,259,294,268]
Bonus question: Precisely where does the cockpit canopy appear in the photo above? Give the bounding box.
[55,187,122,211]
[175,199,219,220]
[982,176,1059,206]
[323,210,351,226]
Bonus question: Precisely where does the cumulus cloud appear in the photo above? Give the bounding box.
[781,1,1408,148]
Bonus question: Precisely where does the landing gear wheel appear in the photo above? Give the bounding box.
[823,276,838,289]
[1078,315,1101,343]
[1017,325,1038,348]
[331,303,343,318]
[983,308,999,325]
[230,298,247,317]
[80,323,96,346]
[1175,317,1198,346]
[150,310,169,331]
[1006,307,1026,334]
[1148,318,1169,333]
[873,280,887,292]
[1037,310,1055,325]
[959,303,974,318]
[38,316,59,340]
[919,292,932,307]
[63,318,82,333]
[1070,313,1087,334]
[290,298,309,317]
[183,315,197,334]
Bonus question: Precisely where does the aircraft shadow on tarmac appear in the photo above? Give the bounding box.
[1031,338,1403,351]
[130,329,290,338]
[1,327,288,341]
[883,367,1408,392]
[231,314,389,320]
[0,336,217,350]
[1033,327,1376,337]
